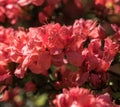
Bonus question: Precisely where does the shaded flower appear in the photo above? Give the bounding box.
[54,66,89,90]
[0,64,12,85]
[89,72,107,89]
[24,81,36,92]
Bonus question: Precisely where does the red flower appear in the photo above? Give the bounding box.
[29,51,51,75]
[54,66,89,89]
[32,0,44,6]
[53,87,116,107]
[0,90,9,102]
[84,38,119,72]
[38,12,48,23]
[103,38,119,66]
[0,6,5,22]
[24,81,36,92]
[5,3,22,24]
[0,87,24,106]
[89,72,107,88]
[17,0,32,6]
[95,0,106,5]
[46,0,60,5]
[96,93,114,107]
[14,51,51,78]
[88,25,106,39]
[58,25,73,47]
[14,55,30,78]
[0,64,12,85]
[53,87,96,107]
[85,39,103,71]
[66,51,84,67]
[51,52,65,66]
[111,24,120,41]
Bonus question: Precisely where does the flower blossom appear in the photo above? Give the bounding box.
[53,87,119,107]
[84,38,119,72]
[54,66,89,90]
[0,64,12,85]
[24,81,36,92]
[0,18,119,79]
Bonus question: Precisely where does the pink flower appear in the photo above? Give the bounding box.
[17,0,32,6]
[58,26,73,47]
[0,90,9,102]
[14,50,51,78]
[29,51,51,75]
[53,87,117,107]
[8,29,28,63]
[85,39,103,71]
[32,0,44,6]
[0,0,31,24]
[111,24,120,43]
[96,93,114,107]
[103,38,119,66]
[65,19,97,52]
[42,23,63,49]
[28,23,63,50]
[53,87,96,107]
[72,19,97,39]
[14,55,30,78]
[84,38,119,72]
[0,26,14,44]
[88,25,106,39]
[5,3,22,24]
[18,0,44,6]
[95,0,106,5]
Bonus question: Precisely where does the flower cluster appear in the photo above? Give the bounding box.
[0,0,120,107]
[0,19,119,79]
[1,0,120,26]
[53,87,119,107]
[0,18,120,106]
[0,0,60,24]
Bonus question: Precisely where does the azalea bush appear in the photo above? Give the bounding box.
[0,0,120,107]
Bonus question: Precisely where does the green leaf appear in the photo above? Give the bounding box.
[34,93,48,107]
